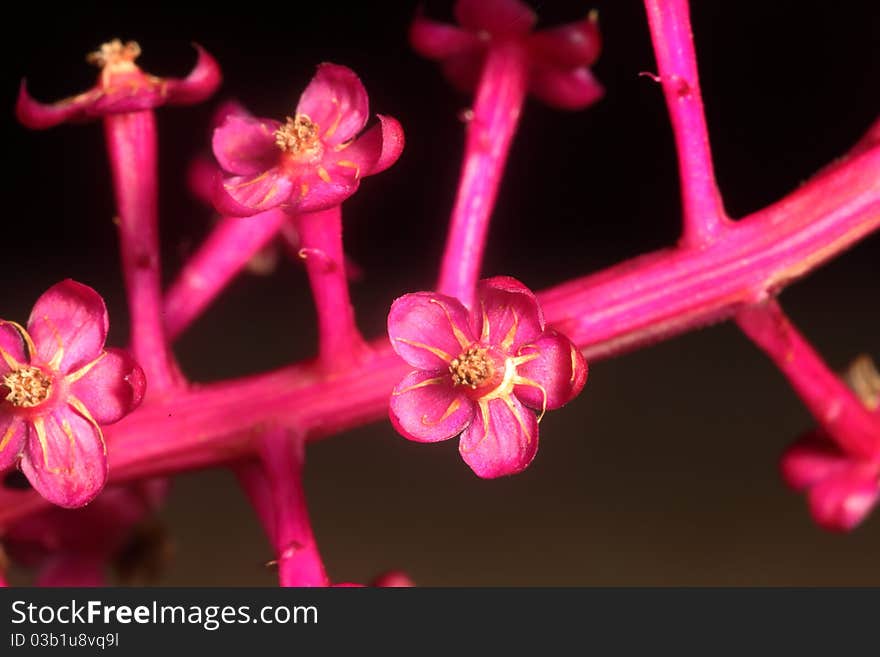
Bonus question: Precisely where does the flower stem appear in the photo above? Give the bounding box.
[295,206,366,370]
[164,210,288,340]
[436,41,529,310]
[736,299,880,459]
[644,0,728,248]
[104,111,180,392]
[235,428,328,587]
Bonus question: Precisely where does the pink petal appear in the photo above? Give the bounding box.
[441,51,485,93]
[0,415,27,472]
[333,114,405,177]
[529,66,605,111]
[459,395,538,478]
[20,406,108,508]
[296,63,369,148]
[187,155,219,206]
[163,44,223,106]
[475,276,544,352]
[780,431,851,491]
[410,13,480,60]
[371,571,414,587]
[388,292,475,370]
[390,370,475,443]
[292,163,361,214]
[214,169,294,217]
[527,17,602,69]
[16,80,96,129]
[807,465,880,532]
[27,280,108,375]
[0,321,27,374]
[36,555,105,587]
[514,330,588,410]
[212,114,281,176]
[69,348,146,425]
[454,0,537,36]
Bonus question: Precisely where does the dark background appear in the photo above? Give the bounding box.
[3,1,879,585]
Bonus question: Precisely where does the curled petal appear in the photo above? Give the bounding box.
[163,45,223,106]
[454,0,537,36]
[529,66,605,111]
[388,292,475,370]
[515,330,587,410]
[335,114,405,177]
[212,114,281,176]
[807,465,880,532]
[476,277,544,352]
[459,396,538,478]
[0,415,27,472]
[527,18,602,69]
[410,13,480,60]
[27,280,108,374]
[780,431,851,491]
[16,80,99,130]
[297,63,369,147]
[0,321,27,374]
[20,407,108,508]
[390,370,475,443]
[214,169,293,217]
[69,348,146,425]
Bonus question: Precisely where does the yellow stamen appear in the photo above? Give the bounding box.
[3,365,52,408]
[274,114,322,157]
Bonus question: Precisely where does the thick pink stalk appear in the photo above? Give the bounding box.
[0,120,876,529]
[104,112,180,391]
[295,206,366,369]
[644,0,728,247]
[736,300,880,459]
[235,429,328,587]
[164,210,288,339]
[436,40,529,310]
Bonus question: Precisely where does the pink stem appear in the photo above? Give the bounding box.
[736,299,880,459]
[436,40,529,310]
[164,209,288,339]
[0,131,876,528]
[295,206,366,370]
[235,429,328,587]
[104,111,180,392]
[644,0,728,247]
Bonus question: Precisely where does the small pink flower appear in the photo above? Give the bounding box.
[387,277,587,478]
[0,281,146,508]
[17,39,220,129]
[410,0,604,109]
[212,63,404,217]
[781,431,880,532]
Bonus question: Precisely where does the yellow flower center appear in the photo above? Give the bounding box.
[3,365,52,408]
[87,39,142,69]
[274,115,322,157]
[450,347,494,389]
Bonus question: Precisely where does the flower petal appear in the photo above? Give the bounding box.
[333,114,405,177]
[212,114,281,176]
[454,0,537,36]
[780,431,851,491]
[20,407,108,508]
[410,13,480,60]
[459,395,538,478]
[527,17,602,69]
[27,280,108,374]
[528,66,605,111]
[514,330,587,410]
[807,465,880,532]
[292,163,361,214]
[69,348,146,425]
[390,370,475,443]
[0,321,27,375]
[0,415,27,472]
[296,63,369,147]
[441,51,485,93]
[214,169,293,217]
[388,292,475,370]
[163,44,223,106]
[16,80,96,129]
[475,276,544,352]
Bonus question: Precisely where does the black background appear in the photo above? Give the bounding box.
[3,1,879,585]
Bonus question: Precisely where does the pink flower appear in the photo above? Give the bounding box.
[17,39,220,129]
[0,281,146,508]
[387,277,587,478]
[212,63,404,217]
[781,431,880,532]
[410,0,604,109]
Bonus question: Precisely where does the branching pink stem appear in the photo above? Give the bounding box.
[234,428,328,587]
[104,112,180,392]
[736,299,880,459]
[436,40,529,310]
[644,0,728,247]
[164,210,288,339]
[295,206,366,370]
